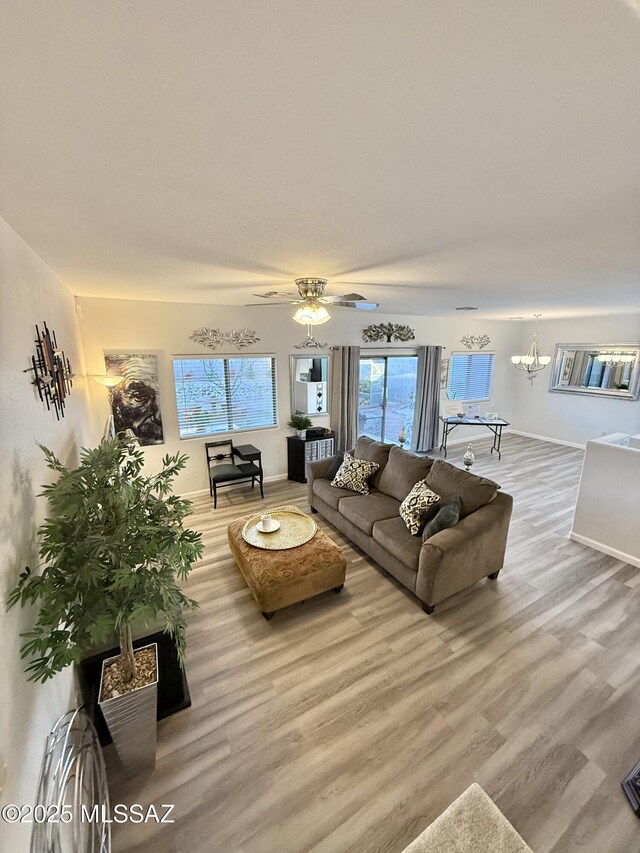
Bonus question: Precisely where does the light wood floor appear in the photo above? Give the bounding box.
[109,435,640,853]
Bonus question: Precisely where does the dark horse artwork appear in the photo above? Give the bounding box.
[104,353,164,446]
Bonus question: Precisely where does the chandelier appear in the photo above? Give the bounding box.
[596,350,635,365]
[511,315,551,383]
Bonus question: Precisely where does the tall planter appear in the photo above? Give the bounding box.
[98,643,159,773]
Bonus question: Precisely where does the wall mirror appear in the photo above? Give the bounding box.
[290,355,330,415]
[549,343,640,400]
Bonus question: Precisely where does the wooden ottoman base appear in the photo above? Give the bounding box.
[227,505,346,618]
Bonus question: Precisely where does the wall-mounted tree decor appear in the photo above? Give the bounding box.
[189,327,260,351]
[24,322,75,419]
[461,334,491,350]
[362,323,415,343]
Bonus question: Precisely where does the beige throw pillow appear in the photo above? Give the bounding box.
[331,452,380,495]
[399,481,441,535]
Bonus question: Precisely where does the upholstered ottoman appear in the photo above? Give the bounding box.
[227,505,347,620]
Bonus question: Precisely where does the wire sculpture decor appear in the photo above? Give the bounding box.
[460,334,491,350]
[362,323,415,343]
[31,708,111,853]
[189,327,260,350]
[24,323,75,419]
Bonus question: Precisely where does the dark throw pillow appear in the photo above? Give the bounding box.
[423,496,461,540]
[326,451,345,481]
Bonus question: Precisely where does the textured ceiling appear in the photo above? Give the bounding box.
[1,0,639,317]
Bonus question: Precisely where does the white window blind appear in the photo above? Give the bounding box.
[448,352,495,402]
[172,355,277,439]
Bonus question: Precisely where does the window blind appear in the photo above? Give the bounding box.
[172,355,277,439]
[448,352,495,402]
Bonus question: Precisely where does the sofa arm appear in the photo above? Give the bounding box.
[416,491,513,606]
[306,454,341,507]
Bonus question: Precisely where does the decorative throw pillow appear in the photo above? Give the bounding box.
[399,481,441,535]
[331,452,380,495]
[326,451,345,481]
[423,496,461,540]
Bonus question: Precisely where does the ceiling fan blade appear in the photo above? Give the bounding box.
[252,290,299,299]
[321,292,367,303]
[243,301,298,306]
[332,301,380,310]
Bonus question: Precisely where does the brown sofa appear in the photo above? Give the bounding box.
[307,436,513,614]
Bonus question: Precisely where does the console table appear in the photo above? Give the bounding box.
[287,431,335,483]
[439,417,509,459]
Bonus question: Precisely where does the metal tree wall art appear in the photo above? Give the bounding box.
[189,327,260,351]
[24,322,75,419]
[362,323,415,343]
[461,334,491,350]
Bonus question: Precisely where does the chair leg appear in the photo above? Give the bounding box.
[422,602,435,615]
[310,507,318,514]
[213,483,217,509]
[262,610,274,621]
[259,477,264,499]
[488,570,500,580]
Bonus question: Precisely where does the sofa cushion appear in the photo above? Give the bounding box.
[353,436,392,488]
[377,446,434,502]
[399,481,441,535]
[423,496,461,539]
[339,492,401,535]
[331,452,379,495]
[372,516,423,571]
[312,477,360,511]
[426,459,498,518]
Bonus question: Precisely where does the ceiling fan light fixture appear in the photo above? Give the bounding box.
[292,302,331,326]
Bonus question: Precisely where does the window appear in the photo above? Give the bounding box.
[448,352,495,402]
[173,355,277,439]
[358,356,418,445]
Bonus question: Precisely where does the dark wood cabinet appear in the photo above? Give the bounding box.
[287,431,335,483]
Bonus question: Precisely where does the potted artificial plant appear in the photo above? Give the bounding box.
[8,439,203,773]
[288,413,312,440]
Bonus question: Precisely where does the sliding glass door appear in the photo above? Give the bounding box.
[358,356,418,445]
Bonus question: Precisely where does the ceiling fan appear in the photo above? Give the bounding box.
[244,278,379,325]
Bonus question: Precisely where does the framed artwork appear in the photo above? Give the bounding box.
[104,352,164,445]
[440,358,450,390]
[560,351,576,386]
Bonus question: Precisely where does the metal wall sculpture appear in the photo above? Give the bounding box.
[362,323,415,343]
[104,353,164,445]
[31,708,111,853]
[189,327,260,350]
[461,334,491,350]
[295,324,329,349]
[24,322,75,419]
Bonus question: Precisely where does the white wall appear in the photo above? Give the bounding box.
[0,218,91,852]
[511,313,640,446]
[77,296,522,494]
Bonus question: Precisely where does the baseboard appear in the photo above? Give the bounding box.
[569,532,640,568]
[509,429,585,450]
[180,472,288,499]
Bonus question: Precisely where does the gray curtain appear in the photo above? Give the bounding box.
[411,345,442,452]
[330,345,360,451]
